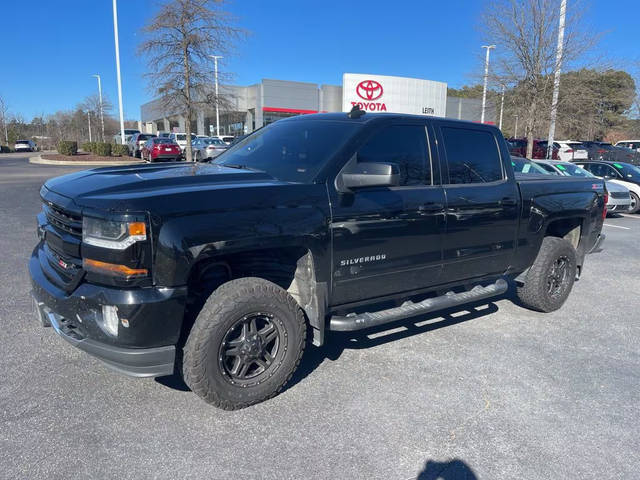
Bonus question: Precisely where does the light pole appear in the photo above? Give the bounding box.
[499,85,505,130]
[546,0,567,159]
[87,111,92,142]
[480,45,495,124]
[209,55,223,137]
[514,115,519,138]
[112,0,125,144]
[92,74,105,142]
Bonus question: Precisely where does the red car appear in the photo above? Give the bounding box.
[141,138,182,162]
[506,138,559,160]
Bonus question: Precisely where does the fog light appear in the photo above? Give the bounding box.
[101,305,119,336]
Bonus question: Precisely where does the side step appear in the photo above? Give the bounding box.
[329,278,508,332]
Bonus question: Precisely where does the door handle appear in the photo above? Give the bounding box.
[499,197,517,207]
[418,203,444,212]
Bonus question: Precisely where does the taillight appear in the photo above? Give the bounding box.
[597,149,606,153]
[603,193,608,219]
[565,149,573,153]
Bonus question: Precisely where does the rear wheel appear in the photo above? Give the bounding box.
[516,236,577,312]
[182,277,306,409]
[628,192,639,214]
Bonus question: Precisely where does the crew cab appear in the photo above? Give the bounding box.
[30,111,606,409]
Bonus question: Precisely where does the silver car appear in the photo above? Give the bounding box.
[191,137,228,161]
[535,159,631,214]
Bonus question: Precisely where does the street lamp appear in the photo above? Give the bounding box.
[87,111,92,142]
[112,0,125,144]
[208,55,223,137]
[499,84,505,130]
[92,74,105,142]
[546,0,567,159]
[480,45,496,124]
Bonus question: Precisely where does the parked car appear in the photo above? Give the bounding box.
[141,137,182,162]
[168,132,197,152]
[30,112,606,409]
[192,137,228,161]
[211,135,236,145]
[157,131,171,138]
[535,159,631,215]
[575,160,640,213]
[615,140,640,152]
[506,138,558,159]
[555,140,588,162]
[579,141,640,164]
[127,133,157,158]
[228,134,248,146]
[510,156,551,175]
[14,140,37,152]
[113,128,140,145]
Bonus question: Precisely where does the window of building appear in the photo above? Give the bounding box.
[441,127,503,184]
[357,125,430,186]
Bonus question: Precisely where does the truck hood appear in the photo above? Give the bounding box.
[44,162,282,209]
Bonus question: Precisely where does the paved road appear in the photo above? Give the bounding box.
[1,154,639,479]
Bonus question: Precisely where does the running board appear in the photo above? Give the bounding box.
[329,278,508,332]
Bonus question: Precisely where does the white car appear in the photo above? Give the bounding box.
[615,140,640,153]
[210,135,236,145]
[575,161,640,214]
[555,140,588,162]
[191,137,228,161]
[14,140,37,152]
[169,133,197,152]
[535,159,631,214]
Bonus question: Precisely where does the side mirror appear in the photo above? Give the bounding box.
[341,162,400,190]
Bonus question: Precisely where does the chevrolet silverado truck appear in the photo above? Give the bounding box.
[30,111,606,409]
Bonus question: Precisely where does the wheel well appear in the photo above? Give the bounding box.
[545,218,582,249]
[181,247,317,346]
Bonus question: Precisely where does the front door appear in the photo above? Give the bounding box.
[329,122,446,306]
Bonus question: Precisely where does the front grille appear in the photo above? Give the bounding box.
[43,201,82,237]
[610,191,630,199]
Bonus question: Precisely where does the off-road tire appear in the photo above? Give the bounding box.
[516,236,577,312]
[182,277,306,409]
[628,192,639,214]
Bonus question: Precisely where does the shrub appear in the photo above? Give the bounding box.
[94,142,112,157]
[57,141,78,156]
[81,141,95,153]
[111,144,129,157]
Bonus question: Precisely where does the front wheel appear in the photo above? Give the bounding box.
[628,192,639,214]
[183,277,307,409]
[516,236,577,312]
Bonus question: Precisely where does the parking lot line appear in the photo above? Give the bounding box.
[619,214,640,219]
[603,223,630,230]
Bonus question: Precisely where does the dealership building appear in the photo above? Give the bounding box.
[140,73,494,136]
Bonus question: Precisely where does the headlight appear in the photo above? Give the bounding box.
[83,217,147,250]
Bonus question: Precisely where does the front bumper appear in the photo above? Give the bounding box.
[29,246,187,377]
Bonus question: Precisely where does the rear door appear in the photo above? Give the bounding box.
[329,120,446,306]
[434,122,520,283]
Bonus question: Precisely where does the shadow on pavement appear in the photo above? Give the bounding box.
[417,459,478,480]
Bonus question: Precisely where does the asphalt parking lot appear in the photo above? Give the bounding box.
[1,153,638,479]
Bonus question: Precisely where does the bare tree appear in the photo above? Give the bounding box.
[0,95,9,145]
[138,0,244,161]
[481,0,598,157]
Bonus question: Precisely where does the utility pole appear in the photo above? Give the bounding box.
[208,55,223,137]
[88,111,92,142]
[499,85,505,130]
[480,45,495,124]
[546,0,567,159]
[92,74,105,141]
[112,0,126,144]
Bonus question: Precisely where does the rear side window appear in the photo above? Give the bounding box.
[441,127,503,184]
[357,125,430,186]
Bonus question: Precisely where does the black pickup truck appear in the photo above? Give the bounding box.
[30,111,606,409]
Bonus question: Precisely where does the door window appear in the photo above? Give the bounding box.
[441,127,503,184]
[357,125,430,185]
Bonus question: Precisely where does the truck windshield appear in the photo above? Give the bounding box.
[215,120,359,183]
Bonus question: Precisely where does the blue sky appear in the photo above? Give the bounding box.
[1,0,637,121]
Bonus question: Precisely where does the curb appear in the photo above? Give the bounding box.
[29,154,145,166]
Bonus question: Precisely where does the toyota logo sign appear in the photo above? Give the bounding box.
[356,80,383,101]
